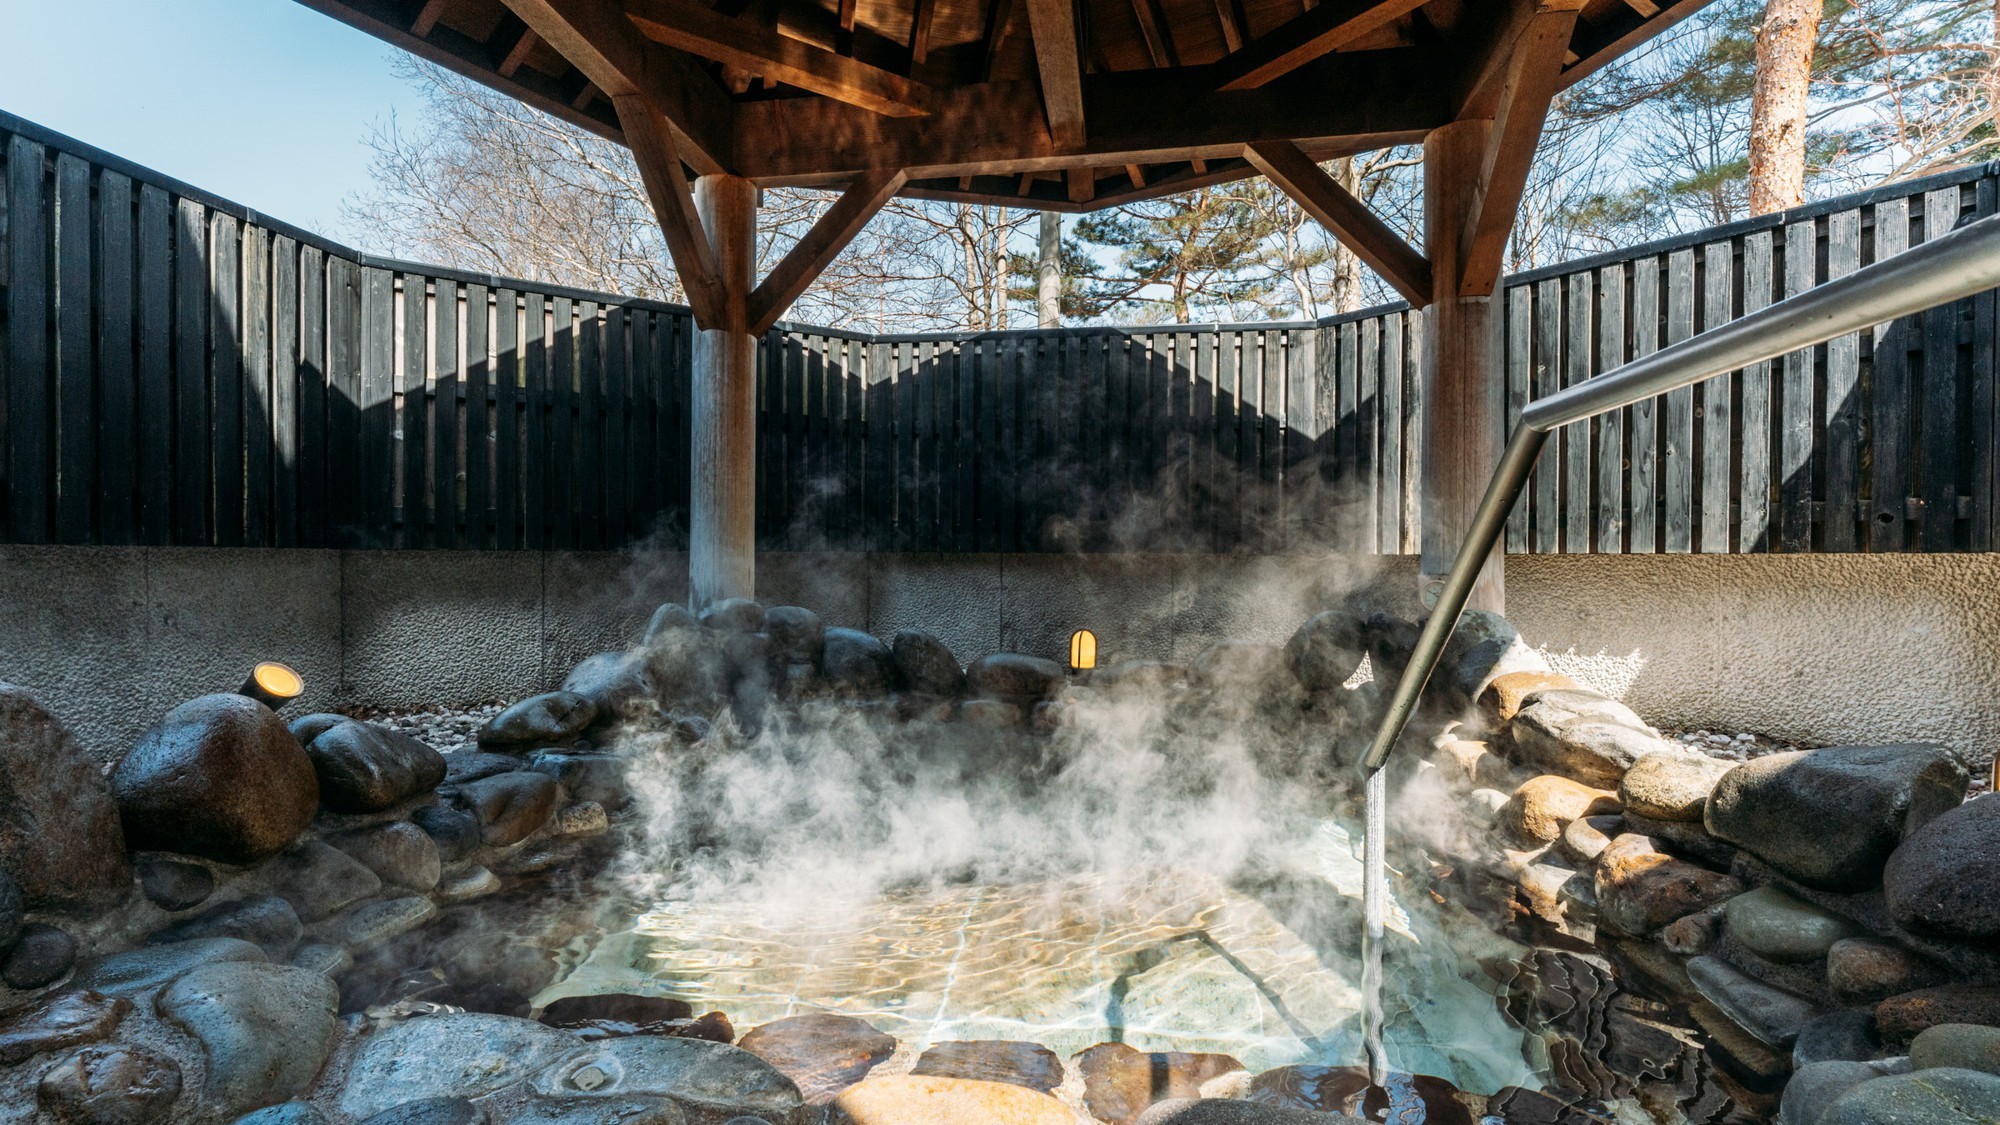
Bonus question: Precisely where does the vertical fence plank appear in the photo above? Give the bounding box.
[1779,219,1818,551]
[1402,313,1424,551]
[495,290,522,548]
[1595,265,1626,553]
[97,169,136,544]
[1823,209,1863,552]
[1563,272,1592,552]
[358,268,392,546]
[209,213,243,547]
[1503,288,1530,551]
[401,277,429,547]
[1377,317,1403,553]
[1738,230,1774,551]
[1973,176,1999,551]
[271,237,298,549]
[297,247,327,548]
[326,256,361,547]
[242,224,272,548]
[172,198,209,544]
[1628,257,1660,553]
[600,304,626,548]
[523,293,548,549]
[1699,240,1734,553]
[577,301,603,549]
[466,284,492,549]
[1869,198,1911,552]
[1919,187,1963,551]
[1662,247,1696,552]
[627,310,653,543]
[4,137,50,541]
[549,297,575,550]
[75,163,118,543]
[433,279,460,550]
[1532,278,1561,553]
[136,184,173,544]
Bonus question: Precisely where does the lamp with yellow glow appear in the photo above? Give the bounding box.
[1068,629,1097,674]
[239,662,304,709]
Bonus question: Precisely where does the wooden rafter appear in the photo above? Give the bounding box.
[411,0,450,36]
[614,93,728,329]
[981,0,1017,81]
[749,170,909,333]
[1212,0,1245,52]
[1067,166,1095,203]
[1213,0,1429,91]
[1024,0,1086,149]
[624,0,932,117]
[1245,140,1432,306]
[1129,0,1178,68]
[1457,0,1583,295]
[1561,0,1711,89]
[909,0,938,65]
[497,27,539,76]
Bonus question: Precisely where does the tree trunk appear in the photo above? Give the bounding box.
[1330,158,1364,313]
[1747,0,1823,217]
[1037,210,1062,328]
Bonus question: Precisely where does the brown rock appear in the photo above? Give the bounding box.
[1077,1042,1247,1125]
[828,1075,1075,1124]
[0,990,131,1065]
[1503,775,1621,844]
[1481,671,1581,724]
[738,1012,897,1104]
[37,1044,183,1125]
[1620,750,1735,823]
[912,1041,1065,1094]
[455,771,563,847]
[1660,906,1725,956]
[1876,985,2000,1047]
[539,994,695,1028]
[112,693,318,864]
[1247,1064,1474,1123]
[1558,815,1618,865]
[1827,938,1950,1006]
[0,684,131,907]
[1593,833,1743,938]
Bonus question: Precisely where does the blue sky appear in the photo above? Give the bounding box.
[0,0,420,236]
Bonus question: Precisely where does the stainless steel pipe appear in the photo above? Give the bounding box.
[1361,211,2000,773]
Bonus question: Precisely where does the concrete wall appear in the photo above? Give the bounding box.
[4,545,1994,767]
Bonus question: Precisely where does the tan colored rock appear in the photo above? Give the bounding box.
[1594,833,1743,938]
[1077,1042,1248,1125]
[1429,739,1512,790]
[1621,750,1735,822]
[1481,671,1582,724]
[1502,775,1621,843]
[827,1075,1077,1124]
[1558,815,1618,865]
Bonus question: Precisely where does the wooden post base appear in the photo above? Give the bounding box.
[689,174,757,609]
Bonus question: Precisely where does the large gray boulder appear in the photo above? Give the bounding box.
[0,684,131,907]
[890,631,964,698]
[478,692,597,749]
[532,1035,805,1122]
[1885,794,2000,941]
[113,693,319,865]
[1778,1060,1908,1125]
[73,937,267,998]
[561,652,657,728]
[1725,886,1864,964]
[1284,610,1368,693]
[1510,689,1668,788]
[297,718,446,813]
[157,961,341,1119]
[1705,745,1968,891]
[822,629,894,698]
[335,1013,580,1118]
[966,653,1065,704]
[1687,955,1821,1048]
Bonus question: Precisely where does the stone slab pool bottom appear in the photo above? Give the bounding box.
[544,822,1545,1097]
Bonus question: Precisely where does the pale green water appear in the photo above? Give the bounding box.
[543,820,1544,1094]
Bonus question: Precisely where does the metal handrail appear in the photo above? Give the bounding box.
[1361,211,2000,772]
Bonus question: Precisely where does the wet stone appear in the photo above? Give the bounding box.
[563,652,657,728]
[332,896,438,950]
[336,1013,579,1117]
[2,922,78,989]
[822,629,894,698]
[1620,750,1735,823]
[738,1012,896,1103]
[1885,794,2000,942]
[1877,986,2000,1047]
[1726,886,1864,963]
[356,1096,487,1125]
[136,857,215,912]
[765,605,826,665]
[1818,1069,2000,1125]
[700,597,767,633]
[479,692,598,749]
[1704,744,1968,892]
[73,937,267,998]
[1284,610,1368,693]
[36,1044,183,1125]
[1077,1042,1248,1125]
[0,989,131,1065]
[891,630,964,697]
[643,603,702,646]
[1593,834,1743,938]
[1912,1024,2000,1076]
[1829,937,1949,1006]
[828,1075,1074,1125]
[158,961,340,1119]
[957,698,1023,728]
[1142,1100,1370,1125]
[1780,1060,1908,1125]
[334,821,443,892]
[1794,1010,1884,1068]
[457,770,564,847]
[0,683,131,908]
[553,802,609,837]
[1503,775,1620,844]
[531,751,628,808]
[1660,906,1724,956]
[540,994,694,1028]
[506,1096,683,1125]
[530,1035,803,1121]
[234,1103,331,1125]
[435,865,502,903]
[966,652,1066,703]
[149,894,303,953]
[112,692,319,865]
[412,803,483,863]
[299,718,447,813]
[910,1040,1065,1094]
[0,868,19,949]
[293,942,352,977]
[447,752,538,785]
[1246,1066,1470,1124]
[263,840,382,921]
[1687,954,1821,1048]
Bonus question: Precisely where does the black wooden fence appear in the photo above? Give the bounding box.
[2,106,1995,555]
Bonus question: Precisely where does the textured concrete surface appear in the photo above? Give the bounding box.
[3,547,1994,767]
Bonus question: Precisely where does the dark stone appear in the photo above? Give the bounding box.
[700,597,767,633]
[1877,986,2000,1047]
[148,894,302,953]
[1594,833,1743,938]
[562,652,657,728]
[0,989,131,1065]
[1436,609,1544,706]
[136,858,215,912]
[37,1044,183,1125]
[669,715,712,745]
[456,771,564,847]
[0,868,21,949]
[158,961,340,1119]
[356,1097,485,1125]
[71,937,266,998]
[1780,1061,1907,1125]
[1139,1100,1367,1125]
[530,751,628,807]
[1705,745,1968,892]
[1886,794,2000,941]
[1686,955,1821,1048]
[298,718,447,813]
[286,712,349,745]
[411,803,482,863]
[1794,1010,1883,1068]
[0,683,131,907]
[332,821,442,892]
[112,693,319,864]
[890,630,964,697]
[1619,810,1738,869]
[259,840,382,921]
[1247,1066,1472,1122]
[1828,937,1950,1006]
[642,602,701,646]
[765,606,826,665]
[966,652,1066,703]
[506,1096,681,1125]
[447,752,533,784]
[1285,609,1369,693]
[479,693,598,749]
[235,1106,332,1125]
[822,629,894,698]
[738,1012,897,1104]
[1818,1069,2000,1125]
[911,1040,1064,1094]
[539,993,694,1028]
[1076,1042,1247,1125]
[2,922,77,989]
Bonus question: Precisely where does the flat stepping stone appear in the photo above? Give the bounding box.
[738,1012,896,1104]
[911,1040,1064,1094]
[827,1075,1075,1124]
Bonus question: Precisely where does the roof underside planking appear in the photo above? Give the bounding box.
[296,0,1713,213]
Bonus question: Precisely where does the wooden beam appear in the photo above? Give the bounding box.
[1561,0,1715,90]
[1129,0,1178,67]
[748,169,908,333]
[1024,0,1086,148]
[411,0,449,36]
[499,0,733,173]
[625,0,931,117]
[909,0,937,65]
[615,93,728,328]
[498,27,539,76]
[1213,0,1246,52]
[1457,0,1582,295]
[1067,166,1095,203]
[1124,162,1147,187]
[981,0,1017,81]
[1214,0,1429,91]
[1245,140,1431,306]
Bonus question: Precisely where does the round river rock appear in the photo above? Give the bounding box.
[112,693,319,865]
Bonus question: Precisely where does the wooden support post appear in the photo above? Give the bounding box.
[689,174,758,609]
[1420,119,1505,613]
